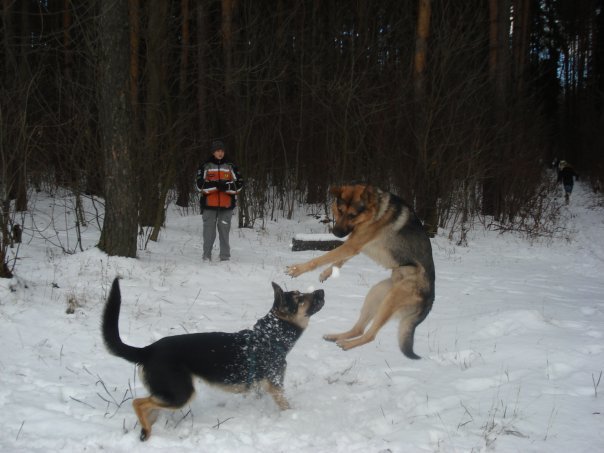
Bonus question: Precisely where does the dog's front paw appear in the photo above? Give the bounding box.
[278,400,291,411]
[319,268,332,282]
[285,264,303,278]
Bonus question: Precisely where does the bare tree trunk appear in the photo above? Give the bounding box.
[512,0,531,95]
[11,0,30,212]
[495,0,511,104]
[63,0,72,81]
[413,0,437,237]
[129,0,140,117]
[2,0,16,71]
[197,1,208,144]
[483,0,499,217]
[1,0,22,276]
[97,0,138,258]
[483,0,511,218]
[413,0,431,100]
[175,0,193,208]
[140,0,169,228]
[62,0,81,210]
[488,0,499,84]
[221,0,236,94]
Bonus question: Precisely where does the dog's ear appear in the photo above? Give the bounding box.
[271,282,284,306]
[360,184,374,203]
[272,282,299,315]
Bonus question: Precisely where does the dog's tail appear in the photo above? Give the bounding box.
[399,298,433,359]
[102,278,146,364]
[398,266,435,360]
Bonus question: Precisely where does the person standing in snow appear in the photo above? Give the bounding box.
[557,160,578,205]
[196,140,244,261]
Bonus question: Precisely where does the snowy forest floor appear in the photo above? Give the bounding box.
[1,181,603,452]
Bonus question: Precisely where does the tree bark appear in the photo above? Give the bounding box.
[413,0,431,100]
[11,0,29,212]
[413,0,437,237]
[483,0,511,219]
[97,0,138,258]
[221,0,236,94]
[175,0,193,208]
[512,0,531,95]
[196,1,209,143]
[140,0,169,228]
[128,0,140,117]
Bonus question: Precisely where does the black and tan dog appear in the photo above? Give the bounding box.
[102,278,324,441]
[287,184,435,359]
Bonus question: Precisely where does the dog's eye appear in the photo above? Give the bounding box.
[293,296,307,305]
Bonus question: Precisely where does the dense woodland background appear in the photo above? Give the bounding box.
[1,0,603,273]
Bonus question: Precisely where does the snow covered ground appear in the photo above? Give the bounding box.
[1,181,603,452]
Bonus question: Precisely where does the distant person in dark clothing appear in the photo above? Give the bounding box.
[196,140,244,261]
[557,160,578,204]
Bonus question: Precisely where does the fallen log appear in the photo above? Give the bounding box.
[291,233,344,251]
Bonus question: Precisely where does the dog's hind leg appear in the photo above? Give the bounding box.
[133,367,195,441]
[324,278,392,344]
[132,396,167,441]
[336,290,399,350]
[337,277,422,351]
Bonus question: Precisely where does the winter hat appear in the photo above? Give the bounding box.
[210,140,226,153]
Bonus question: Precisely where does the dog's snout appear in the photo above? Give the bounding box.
[307,289,325,316]
[332,226,348,238]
